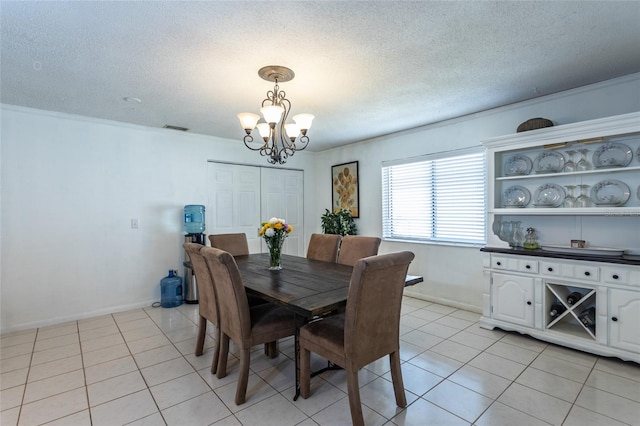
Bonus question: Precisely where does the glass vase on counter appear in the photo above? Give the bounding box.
[497,221,524,248]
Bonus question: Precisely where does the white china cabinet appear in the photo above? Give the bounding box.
[480,112,640,363]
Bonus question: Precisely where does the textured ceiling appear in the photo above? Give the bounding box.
[2,1,640,151]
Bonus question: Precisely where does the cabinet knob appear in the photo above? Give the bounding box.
[496,261,502,266]
[525,265,531,269]
[612,317,618,322]
[527,301,532,306]
[547,267,553,272]
[612,274,619,280]
[584,271,591,276]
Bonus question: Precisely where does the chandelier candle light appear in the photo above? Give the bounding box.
[237,65,314,165]
[259,217,293,270]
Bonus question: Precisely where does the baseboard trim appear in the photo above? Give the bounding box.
[1,299,159,334]
[403,290,482,314]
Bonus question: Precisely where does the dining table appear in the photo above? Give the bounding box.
[232,253,424,400]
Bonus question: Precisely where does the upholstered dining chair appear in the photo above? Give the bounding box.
[306,233,342,262]
[201,246,297,405]
[208,233,250,256]
[299,251,415,426]
[183,242,221,374]
[336,235,382,266]
[208,232,281,356]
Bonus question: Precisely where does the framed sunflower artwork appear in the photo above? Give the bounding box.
[331,161,359,218]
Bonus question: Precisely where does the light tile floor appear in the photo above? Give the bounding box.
[1,297,639,425]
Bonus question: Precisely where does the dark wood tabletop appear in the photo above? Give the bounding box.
[234,253,423,318]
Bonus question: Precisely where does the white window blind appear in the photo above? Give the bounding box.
[382,149,486,245]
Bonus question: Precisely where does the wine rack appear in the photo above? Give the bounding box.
[545,283,596,340]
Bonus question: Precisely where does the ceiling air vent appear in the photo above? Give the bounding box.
[163,125,189,132]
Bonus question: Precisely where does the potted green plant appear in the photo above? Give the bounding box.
[321,209,358,236]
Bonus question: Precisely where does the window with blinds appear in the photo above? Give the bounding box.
[381,149,487,245]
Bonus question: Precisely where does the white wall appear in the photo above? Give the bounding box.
[313,74,640,311]
[0,108,318,332]
[2,73,639,332]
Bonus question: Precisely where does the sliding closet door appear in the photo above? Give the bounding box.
[207,163,262,253]
[260,168,304,256]
[207,162,304,255]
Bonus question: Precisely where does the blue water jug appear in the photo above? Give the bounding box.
[160,270,183,308]
[184,205,205,234]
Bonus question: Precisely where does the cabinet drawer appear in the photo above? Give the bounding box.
[492,256,511,270]
[518,259,539,273]
[492,256,538,273]
[572,265,600,281]
[602,267,630,285]
[541,261,561,276]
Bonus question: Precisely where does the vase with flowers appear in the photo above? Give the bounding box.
[259,217,293,270]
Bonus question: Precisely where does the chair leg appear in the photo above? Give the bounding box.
[264,341,278,358]
[210,324,221,375]
[299,347,311,399]
[235,348,251,405]
[195,316,206,356]
[389,351,407,407]
[346,368,364,426]
[216,333,230,379]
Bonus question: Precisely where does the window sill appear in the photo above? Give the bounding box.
[383,238,486,249]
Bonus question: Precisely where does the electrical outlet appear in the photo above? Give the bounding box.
[131,218,139,229]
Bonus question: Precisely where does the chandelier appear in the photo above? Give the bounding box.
[237,66,314,165]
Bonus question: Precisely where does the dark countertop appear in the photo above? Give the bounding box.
[481,246,640,266]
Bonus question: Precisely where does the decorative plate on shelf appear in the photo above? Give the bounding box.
[504,154,533,176]
[533,183,565,207]
[590,179,630,206]
[502,185,531,208]
[533,151,565,174]
[592,143,633,168]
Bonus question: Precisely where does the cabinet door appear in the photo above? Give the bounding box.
[492,273,535,327]
[609,289,640,353]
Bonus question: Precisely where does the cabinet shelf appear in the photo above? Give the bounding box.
[489,206,639,215]
[496,165,640,181]
[545,321,596,341]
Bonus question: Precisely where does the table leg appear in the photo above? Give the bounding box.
[293,314,305,401]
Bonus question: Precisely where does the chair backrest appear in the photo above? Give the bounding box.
[184,243,217,324]
[200,246,252,346]
[208,233,250,256]
[344,251,415,367]
[337,235,382,266]
[306,233,342,262]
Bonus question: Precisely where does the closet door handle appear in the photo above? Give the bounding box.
[526,301,532,306]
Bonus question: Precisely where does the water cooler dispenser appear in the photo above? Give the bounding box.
[183,204,205,304]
